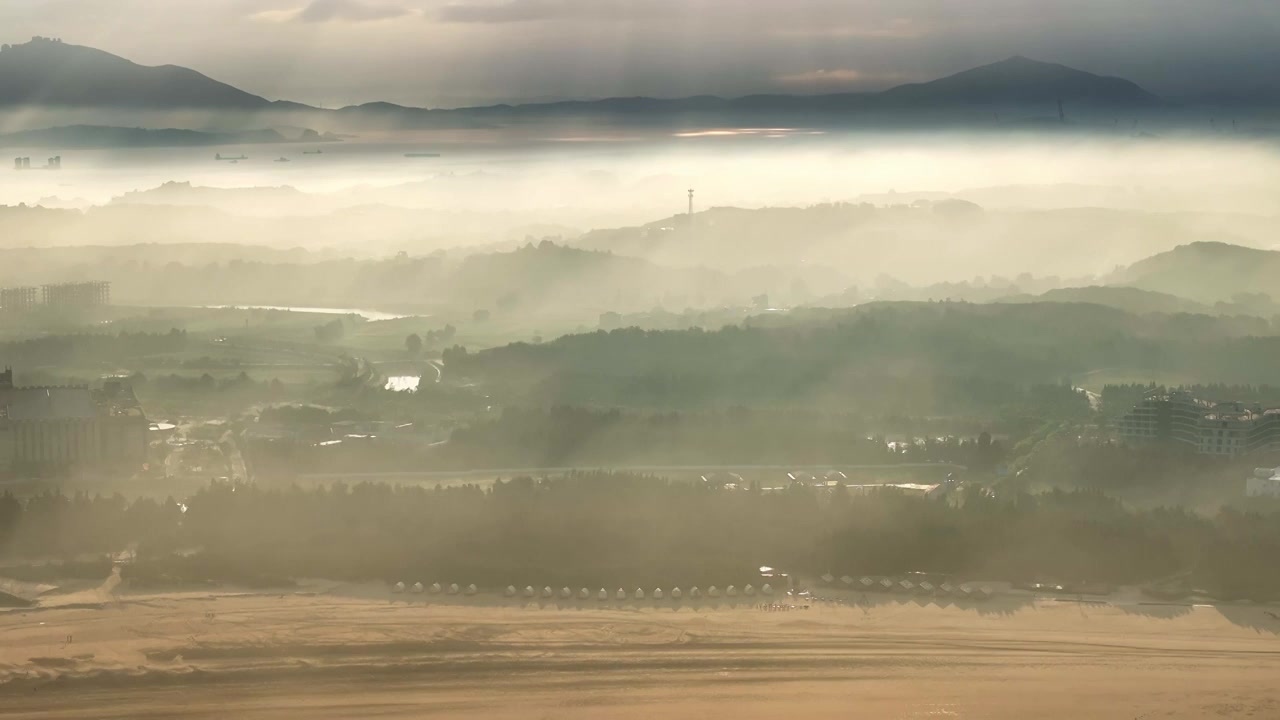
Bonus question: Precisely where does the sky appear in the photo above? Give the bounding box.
[2,0,1278,108]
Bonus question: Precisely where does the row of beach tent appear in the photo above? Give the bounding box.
[820,573,994,598]
[393,582,777,599]
[392,582,477,595]
[504,584,775,600]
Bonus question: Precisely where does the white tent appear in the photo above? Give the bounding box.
[465,584,477,596]
[690,586,701,598]
[820,573,835,584]
[634,588,645,600]
[599,588,610,601]
[560,587,572,599]
[671,587,682,600]
[430,582,443,594]
[392,581,406,594]
[579,588,590,600]
[524,585,536,598]
[726,585,738,597]
[841,576,855,586]
[860,577,874,588]
[411,582,424,594]
[653,588,664,600]
[542,586,553,598]
[448,583,460,595]
[505,585,517,597]
[761,584,773,596]
[744,584,756,596]
[939,583,955,595]
[616,588,627,600]
[879,578,895,590]
[708,586,721,598]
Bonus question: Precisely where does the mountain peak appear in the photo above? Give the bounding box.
[0,37,270,109]
[880,56,1161,107]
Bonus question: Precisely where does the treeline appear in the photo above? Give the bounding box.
[0,329,187,368]
[1013,431,1264,507]
[3,477,1280,600]
[449,302,1269,414]
[131,371,292,417]
[443,406,1007,470]
[243,405,1005,476]
[1101,382,1280,416]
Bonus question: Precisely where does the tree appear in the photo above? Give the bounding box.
[405,333,423,357]
[314,319,345,343]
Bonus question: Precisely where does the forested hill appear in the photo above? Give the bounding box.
[1111,242,1280,304]
[444,302,1280,415]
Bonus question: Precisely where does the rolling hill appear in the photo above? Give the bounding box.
[0,37,1175,130]
[877,56,1161,108]
[0,37,274,109]
[1109,242,1280,304]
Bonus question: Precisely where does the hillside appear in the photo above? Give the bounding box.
[998,286,1211,315]
[878,56,1160,108]
[0,37,272,109]
[1110,242,1280,304]
[444,302,1280,414]
[571,203,1244,284]
[0,39,1176,129]
[0,239,822,316]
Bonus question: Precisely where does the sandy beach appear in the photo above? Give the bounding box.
[2,581,1279,719]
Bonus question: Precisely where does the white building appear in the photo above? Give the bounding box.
[1246,467,1280,498]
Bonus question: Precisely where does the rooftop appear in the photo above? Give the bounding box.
[3,386,95,421]
[1,380,145,422]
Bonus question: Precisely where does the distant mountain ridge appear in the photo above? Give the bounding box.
[0,37,1173,129]
[0,124,339,148]
[0,37,275,109]
[877,56,1160,107]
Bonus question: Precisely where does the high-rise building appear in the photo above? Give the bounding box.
[0,369,149,474]
[0,286,39,311]
[41,281,111,308]
[1117,390,1280,458]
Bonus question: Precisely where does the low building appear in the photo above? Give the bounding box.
[0,369,148,474]
[1247,467,1280,499]
[1117,390,1280,458]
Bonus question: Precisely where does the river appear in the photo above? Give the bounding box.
[201,305,415,322]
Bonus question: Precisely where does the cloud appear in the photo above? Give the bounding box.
[438,0,671,24]
[774,68,916,92]
[252,0,415,23]
[771,19,928,40]
[777,69,864,87]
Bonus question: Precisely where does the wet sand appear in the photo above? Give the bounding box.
[2,584,1278,719]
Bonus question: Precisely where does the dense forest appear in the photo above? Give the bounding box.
[0,330,187,368]
[2,477,1279,601]
[442,406,1007,469]
[245,405,1007,477]
[444,302,1280,413]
